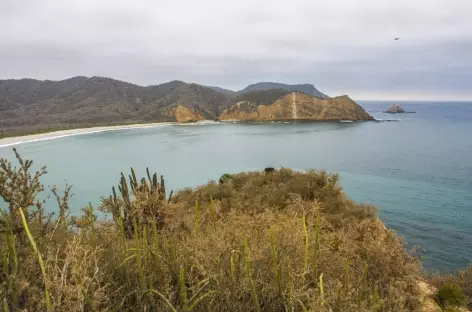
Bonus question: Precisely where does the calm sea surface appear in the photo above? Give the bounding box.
[1,101,471,271]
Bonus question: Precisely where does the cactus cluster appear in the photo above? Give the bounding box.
[103,167,169,238]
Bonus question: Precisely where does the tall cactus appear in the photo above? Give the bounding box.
[152,171,158,192]
[119,172,132,213]
[129,167,138,195]
[160,175,166,200]
[146,167,153,189]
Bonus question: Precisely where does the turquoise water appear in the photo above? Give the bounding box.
[1,101,471,271]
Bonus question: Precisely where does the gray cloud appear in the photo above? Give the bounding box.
[1,0,471,100]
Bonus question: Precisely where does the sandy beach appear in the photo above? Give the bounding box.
[0,122,176,148]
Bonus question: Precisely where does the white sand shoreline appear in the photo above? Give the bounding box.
[0,122,177,148]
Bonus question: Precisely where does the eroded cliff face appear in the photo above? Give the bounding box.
[219,92,373,121]
[166,105,206,122]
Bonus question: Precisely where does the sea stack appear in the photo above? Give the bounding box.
[384,104,406,113]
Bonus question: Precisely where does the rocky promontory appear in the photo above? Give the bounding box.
[219,92,374,121]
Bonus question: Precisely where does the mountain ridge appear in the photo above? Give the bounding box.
[0,76,367,136]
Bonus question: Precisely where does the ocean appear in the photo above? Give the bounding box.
[1,101,471,271]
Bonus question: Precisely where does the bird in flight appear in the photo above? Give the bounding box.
[394,37,400,40]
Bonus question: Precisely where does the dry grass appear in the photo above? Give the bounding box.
[0,150,436,311]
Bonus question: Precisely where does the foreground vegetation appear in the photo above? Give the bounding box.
[0,149,470,311]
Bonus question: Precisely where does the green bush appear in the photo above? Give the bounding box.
[435,282,465,308]
[218,173,233,184]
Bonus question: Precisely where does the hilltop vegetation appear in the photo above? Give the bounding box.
[3,149,471,312]
[206,82,329,98]
[229,89,294,106]
[238,82,329,99]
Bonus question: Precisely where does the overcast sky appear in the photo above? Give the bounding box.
[1,0,471,100]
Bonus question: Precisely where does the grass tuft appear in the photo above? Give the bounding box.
[19,207,51,311]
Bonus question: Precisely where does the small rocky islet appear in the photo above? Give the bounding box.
[383,104,416,114]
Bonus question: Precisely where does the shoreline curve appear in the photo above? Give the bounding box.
[0,122,176,148]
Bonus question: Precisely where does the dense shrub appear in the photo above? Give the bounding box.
[435,283,465,308]
[431,265,472,310]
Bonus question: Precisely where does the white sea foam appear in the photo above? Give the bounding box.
[373,118,401,122]
[175,120,221,126]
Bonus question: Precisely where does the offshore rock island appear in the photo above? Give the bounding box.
[384,104,416,114]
